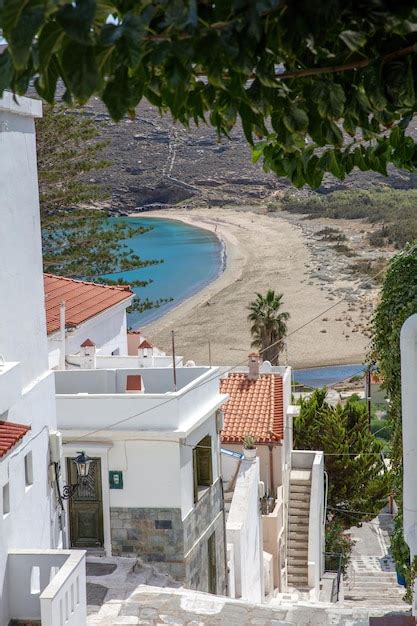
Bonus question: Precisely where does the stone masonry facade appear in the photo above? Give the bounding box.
[110,479,226,594]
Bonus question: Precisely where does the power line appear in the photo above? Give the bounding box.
[65,241,417,444]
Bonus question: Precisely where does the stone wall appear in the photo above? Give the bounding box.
[183,479,226,595]
[110,479,226,592]
[110,507,186,581]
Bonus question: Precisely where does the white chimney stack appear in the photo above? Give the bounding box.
[80,338,96,369]
[248,353,261,380]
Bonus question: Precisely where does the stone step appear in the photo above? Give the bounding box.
[289,500,310,511]
[289,517,309,527]
[290,470,312,487]
[288,546,308,553]
[287,575,309,587]
[288,564,308,574]
[288,532,308,543]
[290,485,310,502]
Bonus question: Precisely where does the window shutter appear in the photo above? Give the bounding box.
[193,447,198,503]
[197,436,212,486]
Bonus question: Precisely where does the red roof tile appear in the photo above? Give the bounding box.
[0,421,31,458]
[80,338,96,348]
[139,340,153,349]
[220,373,284,444]
[44,274,134,335]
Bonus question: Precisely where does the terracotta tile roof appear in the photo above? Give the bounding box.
[44,274,134,335]
[0,421,31,458]
[220,373,284,444]
[80,338,96,348]
[139,340,153,349]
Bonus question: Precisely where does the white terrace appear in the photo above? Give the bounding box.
[55,366,224,435]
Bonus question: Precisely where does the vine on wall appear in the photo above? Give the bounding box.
[371,242,417,585]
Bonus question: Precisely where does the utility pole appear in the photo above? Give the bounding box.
[366,365,372,428]
[171,330,177,392]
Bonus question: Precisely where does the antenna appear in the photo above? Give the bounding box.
[171,330,177,392]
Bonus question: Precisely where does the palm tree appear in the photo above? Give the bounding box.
[247,290,290,365]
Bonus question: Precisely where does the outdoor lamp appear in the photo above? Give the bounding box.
[59,451,94,500]
[73,450,92,479]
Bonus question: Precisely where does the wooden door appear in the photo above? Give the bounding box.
[67,457,104,548]
[207,532,217,595]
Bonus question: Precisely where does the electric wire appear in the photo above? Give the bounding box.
[65,240,417,444]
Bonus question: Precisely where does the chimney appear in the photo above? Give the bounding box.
[127,330,142,356]
[80,338,96,369]
[248,353,261,380]
[126,374,144,394]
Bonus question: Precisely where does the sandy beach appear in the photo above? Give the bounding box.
[133,207,374,368]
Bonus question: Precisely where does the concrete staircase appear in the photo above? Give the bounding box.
[287,469,311,590]
[344,557,409,609]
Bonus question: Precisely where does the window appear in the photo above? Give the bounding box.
[193,435,213,503]
[3,482,10,516]
[25,451,33,487]
[111,348,120,356]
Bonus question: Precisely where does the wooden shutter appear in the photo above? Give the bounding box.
[197,435,213,486]
[193,447,198,503]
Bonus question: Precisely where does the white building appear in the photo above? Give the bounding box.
[54,364,229,594]
[401,313,417,614]
[45,273,134,369]
[0,94,86,625]
[220,356,325,600]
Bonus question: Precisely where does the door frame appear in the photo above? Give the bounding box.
[62,442,112,556]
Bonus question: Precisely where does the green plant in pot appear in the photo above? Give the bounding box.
[242,435,257,460]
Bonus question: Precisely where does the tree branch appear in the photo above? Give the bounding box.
[274,43,417,80]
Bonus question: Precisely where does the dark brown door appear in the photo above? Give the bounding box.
[207,532,217,594]
[67,457,104,548]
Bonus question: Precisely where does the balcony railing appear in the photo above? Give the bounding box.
[7,549,86,626]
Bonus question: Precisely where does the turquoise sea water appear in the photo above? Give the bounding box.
[104,217,223,327]
[293,363,365,388]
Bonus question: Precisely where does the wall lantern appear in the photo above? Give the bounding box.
[60,451,93,500]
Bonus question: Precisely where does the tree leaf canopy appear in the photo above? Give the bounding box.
[3,1,417,186]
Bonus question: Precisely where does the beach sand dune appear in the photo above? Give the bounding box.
[136,208,370,368]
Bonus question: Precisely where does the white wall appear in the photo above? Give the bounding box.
[48,302,131,369]
[108,440,182,509]
[180,414,220,519]
[224,444,282,496]
[0,94,59,626]
[226,458,263,603]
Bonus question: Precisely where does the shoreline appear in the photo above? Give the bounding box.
[130,214,226,327]
[132,210,246,334]
[131,208,369,368]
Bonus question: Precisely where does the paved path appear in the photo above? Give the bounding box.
[343,512,410,610]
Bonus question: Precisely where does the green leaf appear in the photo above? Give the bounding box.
[8,0,45,69]
[61,42,99,102]
[35,21,64,70]
[315,82,346,120]
[339,30,367,52]
[56,0,96,45]
[35,54,59,102]
[283,103,308,133]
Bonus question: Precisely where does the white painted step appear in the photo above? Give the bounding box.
[290,470,312,486]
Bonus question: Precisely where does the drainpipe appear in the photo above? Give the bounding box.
[59,301,66,370]
[400,314,417,558]
[268,444,274,497]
